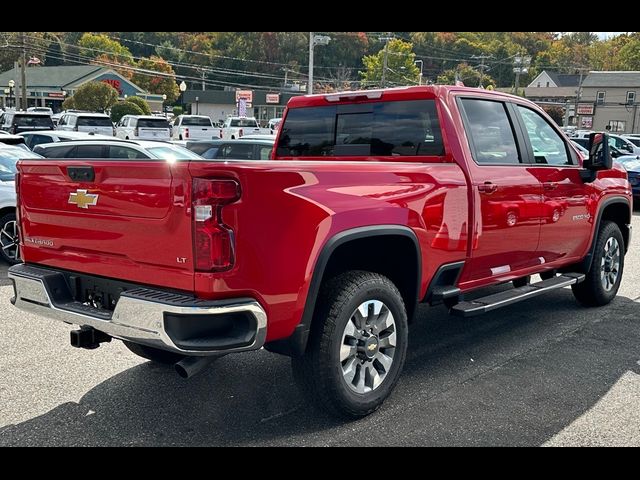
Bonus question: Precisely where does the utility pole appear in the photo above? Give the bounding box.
[573,67,588,127]
[201,69,206,91]
[20,32,27,110]
[512,52,531,96]
[308,32,314,94]
[379,33,394,88]
[471,54,493,89]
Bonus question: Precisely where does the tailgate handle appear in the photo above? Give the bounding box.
[67,166,95,182]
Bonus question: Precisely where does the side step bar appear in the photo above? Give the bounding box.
[451,273,585,317]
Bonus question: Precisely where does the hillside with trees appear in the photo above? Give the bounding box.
[1,32,639,97]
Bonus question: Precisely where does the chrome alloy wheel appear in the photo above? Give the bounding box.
[600,237,621,292]
[340,300,397,394]
[0,219,20,262]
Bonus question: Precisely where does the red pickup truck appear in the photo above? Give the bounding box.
[9,86,632,418]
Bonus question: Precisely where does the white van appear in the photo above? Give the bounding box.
[171,115,215,140]
[115,115,171,140]
[57,112,114,136]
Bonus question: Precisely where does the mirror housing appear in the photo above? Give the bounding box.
[584,132,612,171]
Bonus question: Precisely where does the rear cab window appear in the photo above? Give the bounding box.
[183,117,213,127]
[14,114,54,128]
[230,118,259,128]
[276,99,444,158]
[78,116,112,127]
[138,118,170,129]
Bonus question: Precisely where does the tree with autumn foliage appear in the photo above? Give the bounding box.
[78,33,135,79]
[132,56,180,104]
[360,39,420,87]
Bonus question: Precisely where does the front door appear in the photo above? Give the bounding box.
[458,97,543,285]
[514,104,592,263]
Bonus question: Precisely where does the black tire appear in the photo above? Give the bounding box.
[123,341,185,365]
[0,212,21,265]
[179,134,183,140]
[292,271,408,418]
[513,276,531,288]
[572,221,624,307]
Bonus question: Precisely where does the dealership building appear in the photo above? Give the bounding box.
[182,89,301,126]
[0,65,164,112]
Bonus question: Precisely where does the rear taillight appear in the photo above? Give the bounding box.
[239,128,243,138]
[219,129,223,138]
[112,126,116,136]
[185,128,189,139]
[134,127,139,137]
[193,178,240,271]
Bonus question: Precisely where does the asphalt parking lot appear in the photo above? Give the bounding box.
[1,214,639,446]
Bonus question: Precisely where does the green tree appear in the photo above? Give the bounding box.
[110,101,144,123]
[436,63,496,88]
[360,38,420,88]
[618,33,640,70]
[62,96,75,110]
[542,105,564,126]
[124,96,151,115]
[131,56,179,104]
[78,33,135,79]
[67,81,119,112]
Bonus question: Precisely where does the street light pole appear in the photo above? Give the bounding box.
[179,80,187,115]
[8,79,15,108]
[415,60,424,85]
[308,33,330,95]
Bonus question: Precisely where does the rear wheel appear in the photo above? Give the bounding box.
[292,271,408,418]
[572,221,624,306]
[0,212,21,265]
[123,341,185,365]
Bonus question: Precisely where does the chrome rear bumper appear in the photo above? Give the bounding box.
[8,264,267,356]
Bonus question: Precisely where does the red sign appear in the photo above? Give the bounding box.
[235,90,253,103]
[48,92,65,98]
[577,103,594,115]
[266,93,280,104]
[101,79,123,95]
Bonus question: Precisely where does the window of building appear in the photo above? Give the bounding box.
[459,99,521,165]
[546,81,550,87]
[596,91,606,105]
[627,91,636,105]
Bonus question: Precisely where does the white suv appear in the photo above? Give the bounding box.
[57,112,114,136]
[115,115,171,140]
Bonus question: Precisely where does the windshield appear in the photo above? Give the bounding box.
[147,145,202,161]
[0,147,42,181]
[138,119,170,129]
[78,117,112,127]
[625,137,640,147]
[14,115,53,127]
[183,117,213,127]
[230,118,258,127]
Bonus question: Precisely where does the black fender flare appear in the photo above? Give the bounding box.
[580,196,631,273]
[265,225,421,357]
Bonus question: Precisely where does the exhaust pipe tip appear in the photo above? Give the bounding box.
[175,355,218,379]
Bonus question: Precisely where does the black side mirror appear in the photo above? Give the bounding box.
[584,132,612,171]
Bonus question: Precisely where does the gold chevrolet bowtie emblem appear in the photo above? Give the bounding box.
[367,343,377,352]
[68,189,99,209]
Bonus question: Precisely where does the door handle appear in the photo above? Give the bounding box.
[478,182,498,194]
[543,182,558,191]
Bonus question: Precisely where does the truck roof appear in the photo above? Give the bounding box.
[286,85,524,108]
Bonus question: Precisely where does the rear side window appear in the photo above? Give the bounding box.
[78,116,112,127]
[138,118,170,129]
[25,134,54,148]
[37,144,76,158]
[108,145,149,159]
[460,99,521,165]
[182,117,213,127]
[277,100,444,157]
[187,142,220,158]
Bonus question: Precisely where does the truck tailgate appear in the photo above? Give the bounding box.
[18,160,195,292]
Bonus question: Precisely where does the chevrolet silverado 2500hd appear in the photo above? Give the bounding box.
[9,86,632,418]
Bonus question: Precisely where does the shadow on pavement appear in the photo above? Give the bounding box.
[1,291,639,446]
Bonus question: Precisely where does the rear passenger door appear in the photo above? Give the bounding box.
[457,97,543,284]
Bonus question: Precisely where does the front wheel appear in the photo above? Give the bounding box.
[0,212,21,265]
[572,221,624,306]
[292,271,408,418]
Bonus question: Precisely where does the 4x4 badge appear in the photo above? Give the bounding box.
[68,189,99,209]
